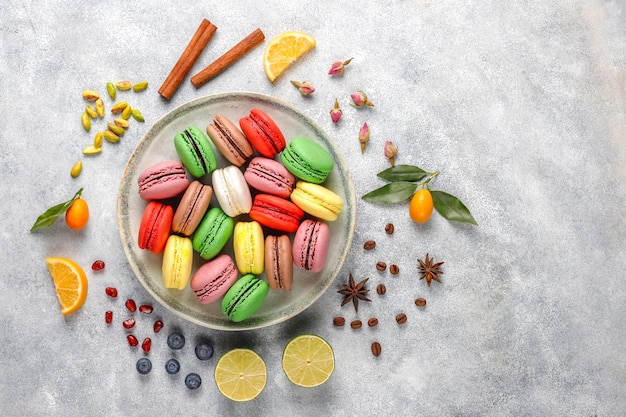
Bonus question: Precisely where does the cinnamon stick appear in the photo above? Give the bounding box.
[191,28,265,89]
[158,19,217,100]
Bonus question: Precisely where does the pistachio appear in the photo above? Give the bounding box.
[71,161,83,178]
[83,145,102,155]
[121,104,132,120]
[130,108,145,122]
[93,131,103,148]
[111,101,129,114]
[116,80,132,91]
[82,89,100,101]
[106,82,116,99]
[114,118,130,128]
[107,123,125,136]
[132,81,148,92]
[81,112,91,131]
[95,98,105,117]
[103,130,120,143]
[85,105,98,119]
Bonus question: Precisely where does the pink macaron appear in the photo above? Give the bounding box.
[137,160,189,201]
[292,219,330,272]
[244,157,296,198]
[190,254,239,304]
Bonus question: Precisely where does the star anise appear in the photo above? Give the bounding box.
[338,273,371,312]
[418,253,444,287]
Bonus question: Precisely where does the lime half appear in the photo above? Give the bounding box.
[282,334,334,387]
[214,348,267,401]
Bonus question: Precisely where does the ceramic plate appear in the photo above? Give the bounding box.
[117,92,356,330]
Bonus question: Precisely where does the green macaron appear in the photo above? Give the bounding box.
[280,137,334,184]
[221,274,269,322]
[192,207,234,260]
[174,125,217,178]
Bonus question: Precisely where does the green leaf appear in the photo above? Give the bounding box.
[362,182,418,203]
[377,164,428,182]
[431,190,477,225]
[30,188,83,231]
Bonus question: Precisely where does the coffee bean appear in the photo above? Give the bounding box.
[389,264,399,275]
[385,223,394,235]
[371,341,382,357]
[333,316,346,326]
[351,320,362,329]
[367,317,378,327]
[376,261,387,272]
[363,240,376,250]
[415,298,427,307]
[376,284,386,295]
[395,313,407,325]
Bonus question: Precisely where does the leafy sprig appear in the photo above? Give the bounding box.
[30,188,83,231]
[362,165,477,225]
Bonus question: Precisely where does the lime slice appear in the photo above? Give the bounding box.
[214,348,267,401]
[282,334,334,387]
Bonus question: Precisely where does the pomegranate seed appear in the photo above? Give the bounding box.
[153,319,164,333]
[142,338,152,353]
[105,310,113,324]
[105,287,118,298]
[125,299,137,312]
[139,304,153,314]
[127,334,139,347]
[91,260,105,271]
[122,318,136,329]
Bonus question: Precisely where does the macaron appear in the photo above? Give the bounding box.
[280,137,334,184]
[221,274,270,322]
[192,207,234,261]
[233,221,264,275]
[265,234,293,290]
[190,254,239,304]
[206,114,254,167]
[172,180,213,236]
[212,165,252,217]
[249,194,304,233]
[292,219,330,273]
[244,156,296,198]
[138,201,174,254]
[137,160,189,201]
[162,235,194,290]
[290,181,344,221]
[239,108,286,158]
[174,125,218,178]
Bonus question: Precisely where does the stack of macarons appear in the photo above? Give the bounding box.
[135,108,344,323]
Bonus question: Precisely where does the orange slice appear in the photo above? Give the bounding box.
[45,257,88,315]
[263,31,316,82]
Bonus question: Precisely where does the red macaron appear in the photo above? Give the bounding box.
[239,108,286,158]
[138,201,173,254]
[249,194,304,233]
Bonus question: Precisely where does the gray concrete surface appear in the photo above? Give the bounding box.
[1,0,625,415]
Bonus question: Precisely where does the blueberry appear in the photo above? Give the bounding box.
[165,358,180,375]
[185,373,202,390]
[195,342,214,361]
[136,358,152,375]
[167,332,185,350]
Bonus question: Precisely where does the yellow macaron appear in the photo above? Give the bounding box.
[162,235,193,290]
[233,221,265,275]
[290,181,344,221]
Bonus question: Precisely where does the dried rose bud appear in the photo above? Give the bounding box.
[328,58,353,76]
[330,98,343,124]
[350,90,374,107]
[290,80,315,96]
[385,141,398,166]
[359,122,370,153]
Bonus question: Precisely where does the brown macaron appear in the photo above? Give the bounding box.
[172,180,213,236]
[206,114,254,167]
[264,234,293,290]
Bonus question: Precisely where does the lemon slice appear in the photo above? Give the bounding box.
[45,257,88,315]
[214,348,267,401]
[282,334,334,387]
[263,31,316,82]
